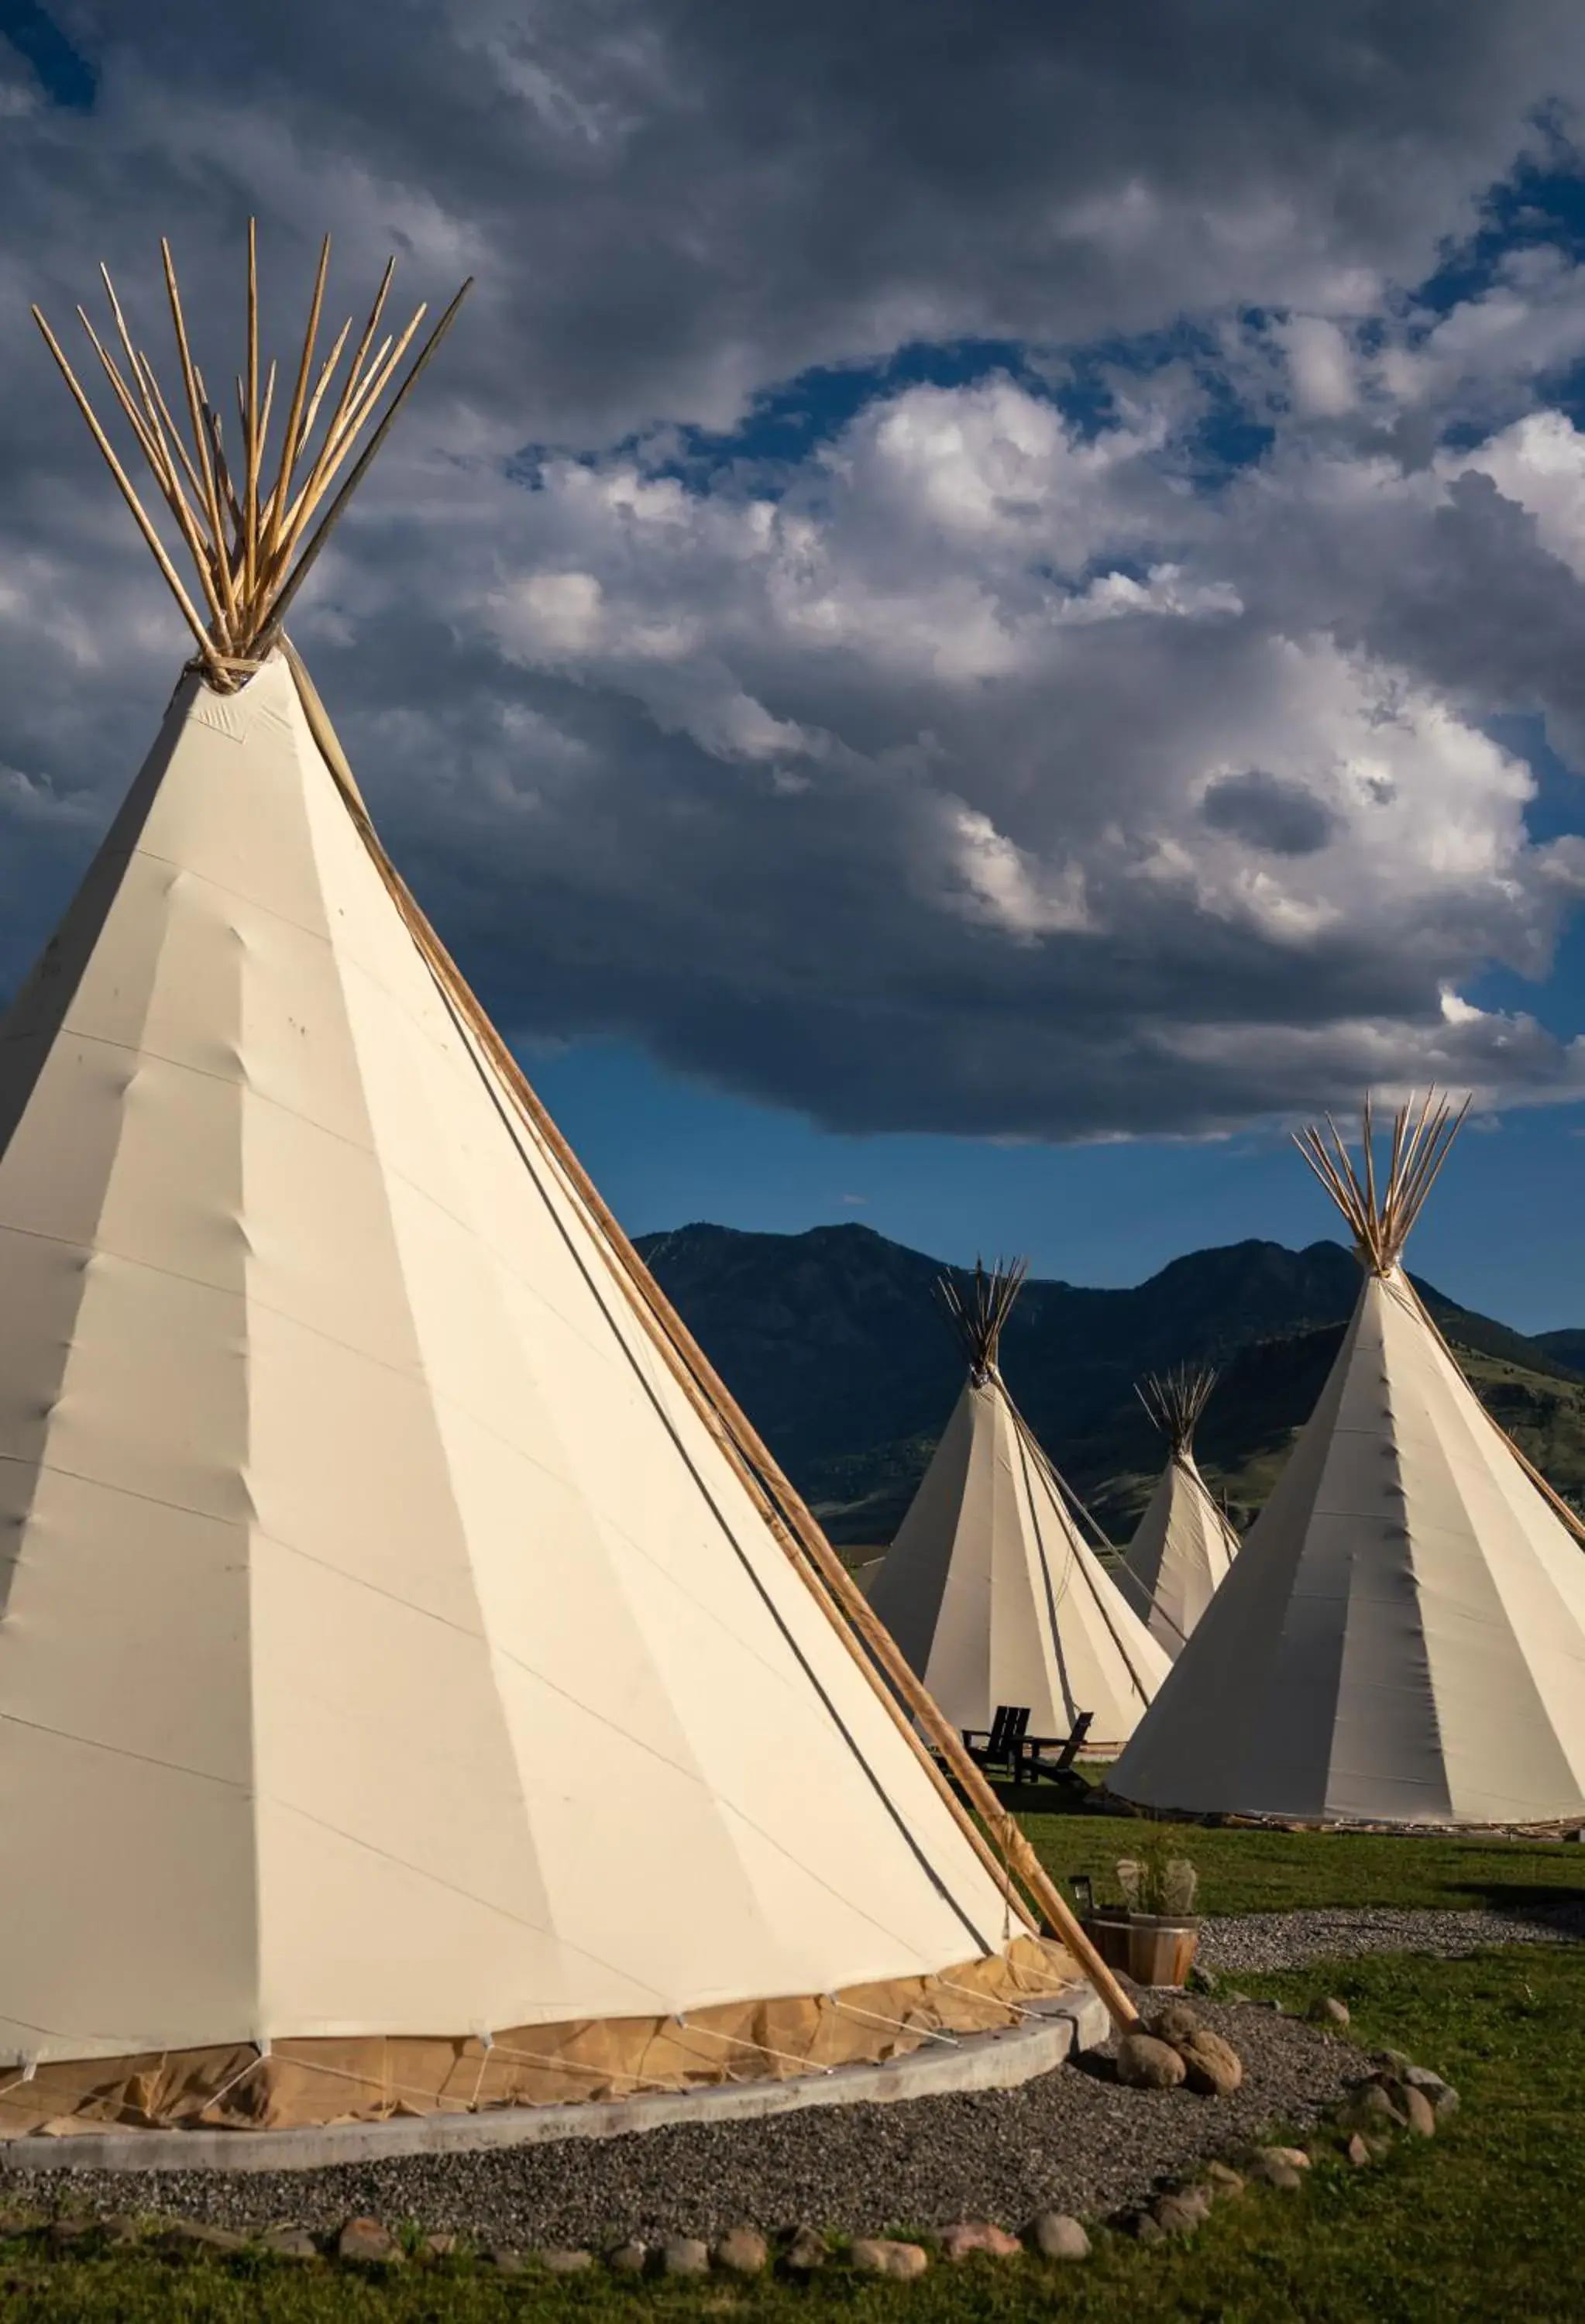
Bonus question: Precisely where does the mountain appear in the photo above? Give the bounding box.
[1535,1329,1585,1372]
[635,1222,1585,1545]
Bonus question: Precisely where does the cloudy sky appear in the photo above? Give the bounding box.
[8,3,1585,1322]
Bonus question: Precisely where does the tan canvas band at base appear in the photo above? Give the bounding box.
[0,1935,1079,2139]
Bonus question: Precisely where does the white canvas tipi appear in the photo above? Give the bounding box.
[1112,1095,1585,1827]
[0,234,1108,2134]
[869,1263,1171,1754]
[1124,1365,1239,1657]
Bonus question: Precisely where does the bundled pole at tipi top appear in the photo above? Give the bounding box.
[0,225,1142,2141]
[870,1258,1171,1757]
[1123,1363,1239,1658]
[1110,1090,1585,1830]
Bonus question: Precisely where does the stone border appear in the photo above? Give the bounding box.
[0,1985,1109,2175]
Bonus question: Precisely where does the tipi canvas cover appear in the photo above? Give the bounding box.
[1112,1097,1585,1827]
[1124,1367,1239,1657]
[870,1266,1170,1752]
[0,235,1095,2135]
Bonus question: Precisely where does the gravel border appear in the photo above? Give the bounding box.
[0,2002,1355,2247]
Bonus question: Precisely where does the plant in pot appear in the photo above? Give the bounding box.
[1078,1841,1201,1987]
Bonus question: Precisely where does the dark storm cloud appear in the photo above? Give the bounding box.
[1202,772,1337,857]
[23,0,1585,436]
[6,3,1585,1137]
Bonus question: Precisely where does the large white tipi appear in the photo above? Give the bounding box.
[1112,1095,1585,1828]
[1124,1366,1239,1657]
[0,234,1119,2137]
[869,1263,1171,1755]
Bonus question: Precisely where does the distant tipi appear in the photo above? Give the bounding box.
[1112,1094,1585,1827]
[869,1262,1170,1754]
[0,232,1118,2138]
[1124,1365,1239,1657]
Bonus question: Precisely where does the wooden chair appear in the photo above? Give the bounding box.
[1016,1709,1094,1790]
[961,1704,1030,1775]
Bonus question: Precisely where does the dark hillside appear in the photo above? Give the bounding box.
[637,1222,1585,1544]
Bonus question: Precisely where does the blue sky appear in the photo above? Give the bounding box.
[530,1043,1585,1331]
[10,7,1585,1329]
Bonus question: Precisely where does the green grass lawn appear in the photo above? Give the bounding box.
[1020,1807,1585,1916]
[4,1824,1583,2322]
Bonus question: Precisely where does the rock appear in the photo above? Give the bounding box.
[538,2248,594,2274]
[1124,2210,1166,2243]
[1147,2001,1201,2047]
[851,2238,929,2280]
[1264,2146,1311,2170]
[1376,2048,1415,2078]
[1404,2065,1459,2116]
[421,2233,458,2260]
[1308,1996,1351,2026]
[1202,2162,1245,2196]
[490,2249,525,2275]
[1346,2133,1374,2167]
[607,2240,648,2274]
[158,2220,250,2256]
[661,2237,710,2278]
[1187,1963,1220,1994]
[940,2221,1021,2261]
[48,2220,94,2247]
[97,2218,143,2249]
[1375,2075,1421,2120]
[714,2228,768,2276]
[1115,2032,1187,2089]
[1151,2191,1209,2236]
[1028,2211,1090,2260]
[1399,2084,1437,2137]
[336,2219,400,2266]
[1179,2028,1243,2097]
[783,2227,827,2273]
[1342,2081,1406,2133]
[1246,2154,1304,2192]
[262,2228,320,2260]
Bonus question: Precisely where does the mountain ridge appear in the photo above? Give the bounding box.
[634,1220,1585,1544]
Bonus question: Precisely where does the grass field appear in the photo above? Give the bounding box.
[1020,1807,1585,1916]
[3,1827,1581,2322]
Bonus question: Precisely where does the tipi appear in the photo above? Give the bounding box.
[0,233,1124,2137]
[1123,1365,1239,1656]
[869,1262,1171,1755]
[1111,1094,1585,1828]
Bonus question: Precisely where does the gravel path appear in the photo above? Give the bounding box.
[1,2002,1356,2247]
[1200,1899,1585,1975]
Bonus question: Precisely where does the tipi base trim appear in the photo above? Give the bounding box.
[1098,1788,1585,1838]
[0,1938,1080,2144]
[0,1983,1107,2175]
